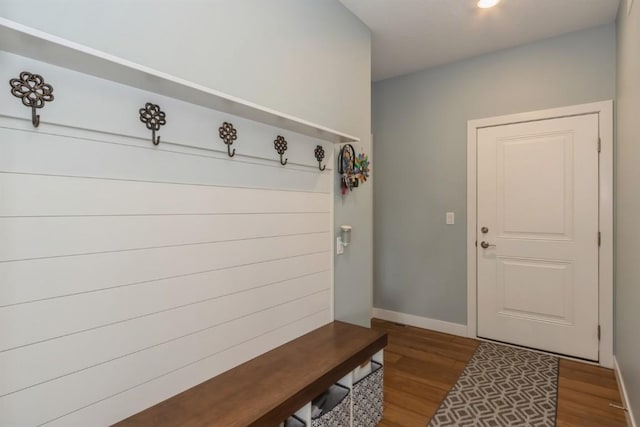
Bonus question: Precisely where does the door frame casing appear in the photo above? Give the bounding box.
[466,101,613,368]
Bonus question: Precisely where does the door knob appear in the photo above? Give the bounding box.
[480,241,496,249]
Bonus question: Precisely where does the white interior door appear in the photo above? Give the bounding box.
[476,114,600,360]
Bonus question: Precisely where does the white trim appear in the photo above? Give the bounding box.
[466,100,614,368]
[370,134,375,317]
[467,120,478,340]
[614,356,637,427]
[372,308,467,337]
[598,102,614,369]
[330,146,336,321]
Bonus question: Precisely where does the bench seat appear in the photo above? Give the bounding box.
[114,321,387,427]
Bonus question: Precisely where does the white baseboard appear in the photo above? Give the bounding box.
[614,356,637,427]
[372,308,468,337]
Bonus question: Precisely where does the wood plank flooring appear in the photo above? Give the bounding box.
[372,319,628,427]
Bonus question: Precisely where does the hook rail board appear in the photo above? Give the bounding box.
[0,17,359,144]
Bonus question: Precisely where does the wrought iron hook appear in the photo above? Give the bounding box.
[139,102,166,146]
[219,122,237,158]
[31,107,40,128]
[9,71,54,128]
[314,145,326,171]
[274,135,288,166]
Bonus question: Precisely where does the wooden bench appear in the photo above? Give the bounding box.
[114,321,388,427]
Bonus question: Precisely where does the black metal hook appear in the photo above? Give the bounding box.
[274,135,288,166]
[9,71,54,128]
[219,122,237,157]
[314,145,326,171]
[139,102,166,145]
[31,107,40,128]
[280,154,288,166]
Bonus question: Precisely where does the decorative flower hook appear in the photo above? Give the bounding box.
[274,135,288,166]
[314,145,326,171]
[9,71,54,128]
[139,102,166,145]
[219,122,237,157]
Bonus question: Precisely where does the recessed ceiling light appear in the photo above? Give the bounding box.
[478,0,500,8]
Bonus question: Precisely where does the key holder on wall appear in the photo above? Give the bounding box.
[9,71,54,128]
[339,143,370,195]
[139,102,166,145]
[314,145,326,171]
[219,121,237,157]
[274,135,288,166]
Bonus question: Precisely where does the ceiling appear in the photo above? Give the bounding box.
[339,0,620,81]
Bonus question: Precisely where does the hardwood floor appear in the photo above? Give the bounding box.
[372,319,628,427]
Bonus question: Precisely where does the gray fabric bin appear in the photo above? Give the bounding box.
[352,361,383,426]
[311,384,351,427]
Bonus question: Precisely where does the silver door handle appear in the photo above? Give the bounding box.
[480,241,496,249]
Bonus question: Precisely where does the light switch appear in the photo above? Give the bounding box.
[446,212,455,225]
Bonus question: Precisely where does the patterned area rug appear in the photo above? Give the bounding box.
[428,342,559,426]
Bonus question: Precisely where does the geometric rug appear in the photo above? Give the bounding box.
[427,342,559,427]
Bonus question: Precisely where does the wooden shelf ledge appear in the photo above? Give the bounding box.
[0,18,359,144]
[114,321,387,426]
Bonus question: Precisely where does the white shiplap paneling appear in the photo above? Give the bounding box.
[44,310,330,427]
[0,50,334,426]
[0,213,329,262]
[1,292,330,426]
[0,172,329,218]
[0,232,328,306]
[0,254,329,397]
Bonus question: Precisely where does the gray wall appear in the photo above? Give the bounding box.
[372,24,616,324]
[615,0,640,419]
[0,0,373,326]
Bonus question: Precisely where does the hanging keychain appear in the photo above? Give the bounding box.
[339,144,355,194]
[338,143,370,195]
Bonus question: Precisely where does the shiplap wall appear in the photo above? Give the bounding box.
[0,52,334,426]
